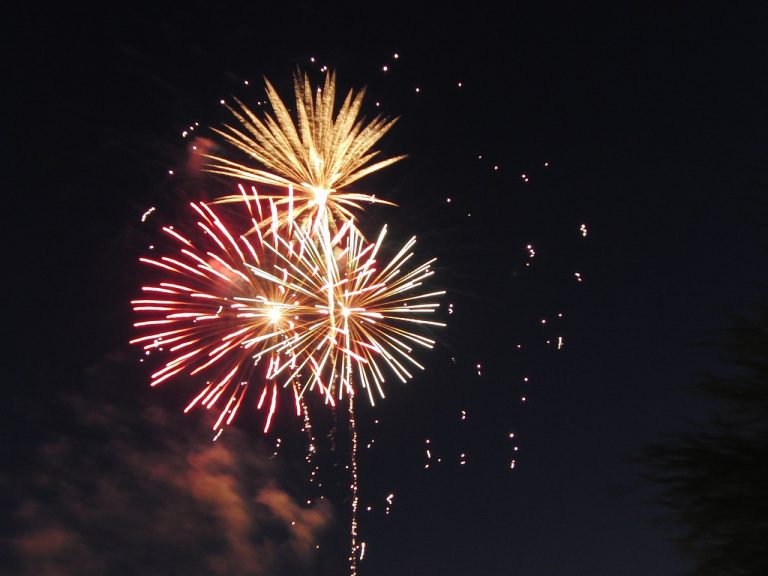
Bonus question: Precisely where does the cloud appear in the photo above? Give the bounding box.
[185,136,217,175]
[5,350,333,576]
[13,525,103,576]
[256,485,333,559]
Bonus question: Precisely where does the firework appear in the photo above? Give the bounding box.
[132,193,444,431]
[131,200,315,432]
[257,216,446,406]
[206,71,405,233]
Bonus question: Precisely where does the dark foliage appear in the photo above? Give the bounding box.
[642,298,768,576]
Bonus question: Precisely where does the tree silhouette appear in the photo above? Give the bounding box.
[641,298,768,576]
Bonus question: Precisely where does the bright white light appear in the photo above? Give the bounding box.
[268,307,282,324]
[311,186,329,207]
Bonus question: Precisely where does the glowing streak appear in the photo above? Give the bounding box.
[226,383,247,425]
[163,226,192,246]
[257,385,268,409]
[263,383,278,432]
[348,393,360,576]
[141,206,156,222]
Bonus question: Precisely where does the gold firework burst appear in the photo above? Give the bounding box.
[261,220,445,406]
[207,71,406,231]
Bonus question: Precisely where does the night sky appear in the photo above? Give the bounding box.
[6,3,768,575]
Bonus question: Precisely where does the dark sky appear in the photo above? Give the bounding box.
[6,3,768,575]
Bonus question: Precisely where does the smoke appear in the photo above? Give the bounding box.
[4,350,333,576]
